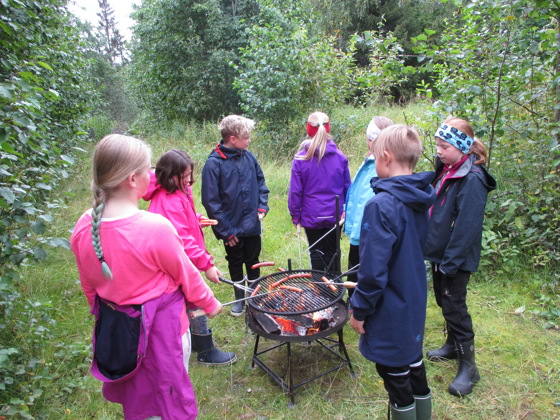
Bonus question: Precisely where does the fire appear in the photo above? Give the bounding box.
[272,316,300,335]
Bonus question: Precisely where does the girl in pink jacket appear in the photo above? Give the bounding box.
[143,149,236,366]
[71,135,222,419]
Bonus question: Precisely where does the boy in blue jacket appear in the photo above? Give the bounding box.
[350,125,435,420]
[201,115,269,316]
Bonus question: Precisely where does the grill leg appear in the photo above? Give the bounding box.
[338,329,356,377]
[287,342,295,406]
[251,334,260,369]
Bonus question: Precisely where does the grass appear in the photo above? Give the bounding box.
[7,105,560,419]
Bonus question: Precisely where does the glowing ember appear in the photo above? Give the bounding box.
[268,306,336,336]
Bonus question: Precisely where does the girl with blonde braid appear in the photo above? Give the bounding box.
[70,134,221,420]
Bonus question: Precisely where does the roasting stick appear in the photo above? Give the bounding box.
[188,290,285,318]
[296,218,346,264]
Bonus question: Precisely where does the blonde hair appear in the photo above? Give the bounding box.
[371,124,422,170]
[444,117,487,165]
[90,134,151,279]
[299,111,331,161]
[219,115,255,140]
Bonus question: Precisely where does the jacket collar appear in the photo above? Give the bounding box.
[214,140,245,160]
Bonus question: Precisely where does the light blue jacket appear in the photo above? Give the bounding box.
[344,155,377,246]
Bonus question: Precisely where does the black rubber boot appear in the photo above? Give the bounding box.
[389,402,416,419]
[448,339,480,397]
[427,327,457,361]
[414,392,432,420]
[191,329,237,366]
[230,279,246,317]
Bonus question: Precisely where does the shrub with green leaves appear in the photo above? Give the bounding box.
[0,0,94,415]
[234,0,355,149]
[411,0,560,276]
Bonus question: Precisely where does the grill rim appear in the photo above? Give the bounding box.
[247,269,345,316]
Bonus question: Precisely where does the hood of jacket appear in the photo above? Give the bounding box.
[371,171,436,213]
[142,171,163,202]
[435,155,497,193]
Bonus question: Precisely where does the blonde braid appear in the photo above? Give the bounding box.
[90,195,113,279]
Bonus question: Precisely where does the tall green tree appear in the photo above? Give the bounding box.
[234,0,355,148]
[97,0,127,65]
[128,0,256,123]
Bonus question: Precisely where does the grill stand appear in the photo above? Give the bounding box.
[250,323,355,406]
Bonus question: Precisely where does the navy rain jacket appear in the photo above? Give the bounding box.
[423,155,496,276]
[350,172,436,367]
[201,142,269,241]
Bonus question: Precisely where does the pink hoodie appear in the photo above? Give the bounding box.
[70,210,217,333]
[143,172,214,272]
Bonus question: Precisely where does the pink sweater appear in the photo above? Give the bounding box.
[70,210,218,333]
[143,172,214,271]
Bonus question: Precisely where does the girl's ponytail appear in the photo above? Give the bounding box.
[469,139,487,165]
[301,112,331,161]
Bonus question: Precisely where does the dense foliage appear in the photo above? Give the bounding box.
[234,0,355,148]
[410,0,560,278]
[0,0,94,415]
[128,0,258,123]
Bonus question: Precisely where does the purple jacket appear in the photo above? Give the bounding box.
[94,290,197,420]
[288,140,351,229]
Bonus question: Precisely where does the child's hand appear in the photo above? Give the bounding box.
[207,302,223,319]
[200,216,218,228]
[296,224,302,234]
[258,211,266,221]
[205,266,222,284]
[350,315,365,335]
[225,235,239,247]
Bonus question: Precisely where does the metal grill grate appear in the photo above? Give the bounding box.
[247,269,344,316]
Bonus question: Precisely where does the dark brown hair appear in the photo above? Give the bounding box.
[155,149,194,193]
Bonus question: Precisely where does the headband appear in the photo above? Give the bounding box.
[366,119,381,141]
[435,124,473,153]
[306,121,330,138]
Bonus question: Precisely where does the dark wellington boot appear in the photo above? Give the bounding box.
[230,280,246,317]
[427,328,457,361]
[191,329,237,366]
[448,339,480,397]
[414,392,432,420]
[389,402,416,419]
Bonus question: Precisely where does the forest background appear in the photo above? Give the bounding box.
[0,0,559,418]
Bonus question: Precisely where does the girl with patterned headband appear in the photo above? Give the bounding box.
[423,117,497,397]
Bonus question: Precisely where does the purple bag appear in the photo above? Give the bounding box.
[90,296,146,383]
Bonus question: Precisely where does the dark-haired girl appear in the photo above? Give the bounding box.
[143,149,236,366]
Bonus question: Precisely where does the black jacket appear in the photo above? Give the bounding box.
[423,155,496,276]
[201,142,269,241]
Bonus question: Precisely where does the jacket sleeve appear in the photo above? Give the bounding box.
[201,160,235,240]
[255,157,270,214]
[162,198,214,272]
[440,175,488,276]
[153,222,218,314]
[350,197,397,321]
[288,159,302,225]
